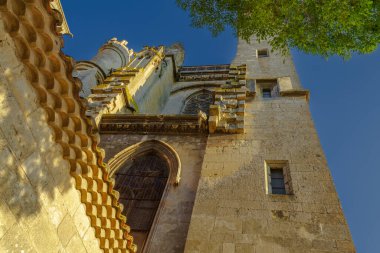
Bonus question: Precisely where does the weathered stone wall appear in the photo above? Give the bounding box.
[161,81,225,115]
[0,20,100,252]
[76,38,132,97]
[185,98,354,253]
[162,88,208,115]
[100,134,207,253]
[184,39,355,253]
[134,58,175,114]
[233,39,302,89]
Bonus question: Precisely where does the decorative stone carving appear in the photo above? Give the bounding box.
[175,63,247,134]
[178,64,231,81]
[107,141,183,251]
[99,114,208,134]
[182,90,214,115]
[49,0,72,36]
[208,64,247,134]
[108,140,182,185]
[83,47,166,129]
[0,1,136,252]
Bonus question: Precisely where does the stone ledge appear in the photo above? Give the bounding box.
[99,113,208,135]
[280,89,310,101]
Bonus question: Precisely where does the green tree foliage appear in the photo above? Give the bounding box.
[177,0,380,58]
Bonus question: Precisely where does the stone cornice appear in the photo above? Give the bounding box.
[178,64,231,82]
[99,113,208,135]
[280,89,310,101]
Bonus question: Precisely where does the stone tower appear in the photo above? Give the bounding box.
[0,1,354,252]
[183,39,355,252]
[80,38,354,252]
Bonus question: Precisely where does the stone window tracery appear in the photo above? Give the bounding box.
[182,90,214,115]
[114,152,169,252]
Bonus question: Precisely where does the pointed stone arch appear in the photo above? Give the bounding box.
[107,140,181,252]
[108,140,181,185]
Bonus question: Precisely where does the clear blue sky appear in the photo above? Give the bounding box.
[62,1,379,252]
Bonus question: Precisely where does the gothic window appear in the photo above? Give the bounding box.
[114,153,169,252]
[182,90,213,115]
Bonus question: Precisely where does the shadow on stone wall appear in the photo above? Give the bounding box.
[0,64,73,222]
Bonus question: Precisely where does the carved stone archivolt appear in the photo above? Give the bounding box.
[108,140,181,252]
[0,1,135,252]
[108,140,182,186]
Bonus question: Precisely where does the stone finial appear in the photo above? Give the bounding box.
[108,38,129,47]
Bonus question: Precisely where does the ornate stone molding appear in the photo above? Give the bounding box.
[107,140,182,252]
[178,64,231,81]
[84,46,167,128]
[99,113,208,135]
[49,0,72,36]
[0,1,135,252]
[172,64,248,134]
[107,140,182,185]
[209,64,247,134]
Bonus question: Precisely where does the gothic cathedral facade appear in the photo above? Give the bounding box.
[0,1,355,253]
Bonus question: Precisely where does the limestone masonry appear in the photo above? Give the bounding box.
[0,1,355,253]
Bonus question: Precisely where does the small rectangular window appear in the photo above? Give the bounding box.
[256,79,279,98]
[262,88,272,98]
[257,49,269,58]
[270,168,286,194]
[265,161,293,195]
